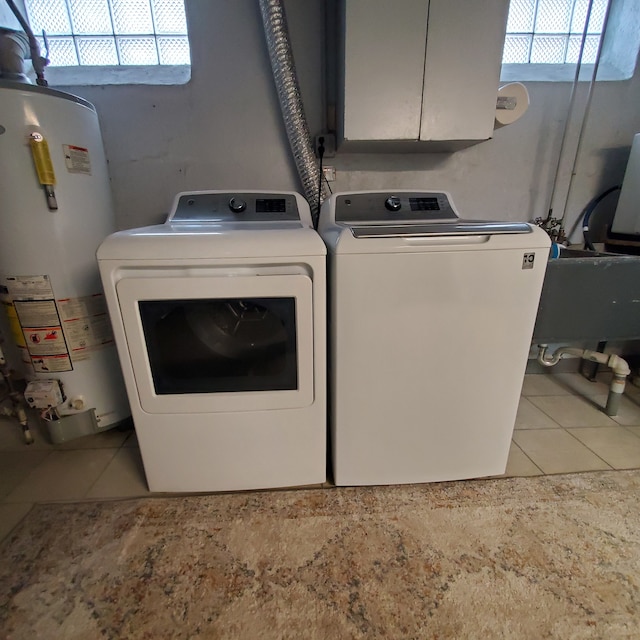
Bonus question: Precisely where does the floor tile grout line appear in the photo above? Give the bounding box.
[0,450,54,505]
[81,447,121,499]
[519,395,564,429]
[562,427,616,470]
[510,440,545,476]
[3,447,122,504]
[527,393,623,429]
[526,372,622,403]
[623,426,640,440]
[520,381,571,399]
[513,427,617,475]
[554,371,617,397]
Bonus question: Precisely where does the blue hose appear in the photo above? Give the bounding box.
[580,185,621,251]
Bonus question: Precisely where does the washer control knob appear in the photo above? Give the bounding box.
[228,197,247,213]
[385,195,402,212]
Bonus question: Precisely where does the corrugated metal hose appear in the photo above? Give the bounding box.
[259,0,325,224]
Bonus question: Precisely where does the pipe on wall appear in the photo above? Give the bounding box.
[4,0,48,85]
[258,0,325,224]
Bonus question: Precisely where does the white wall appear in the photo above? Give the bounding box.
[44,0,640,233]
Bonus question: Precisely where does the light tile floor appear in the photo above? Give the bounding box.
[2,371,640,541]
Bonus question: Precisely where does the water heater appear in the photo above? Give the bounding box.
[0,80,130,442]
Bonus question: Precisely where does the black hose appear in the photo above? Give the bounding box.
[582,185,621,250]
[566,185,621,250]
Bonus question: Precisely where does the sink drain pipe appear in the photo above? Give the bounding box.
[537,345,630,416]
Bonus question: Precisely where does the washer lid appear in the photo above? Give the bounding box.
[318,191,550,254]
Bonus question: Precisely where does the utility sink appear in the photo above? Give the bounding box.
[533,248,640,343]
[557,249,621,258]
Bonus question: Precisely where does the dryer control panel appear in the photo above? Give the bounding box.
[335,191,458,224]
[170,192,301,223]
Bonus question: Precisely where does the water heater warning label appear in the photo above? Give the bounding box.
[1,274,73,372]
[14,300,72,371]
[63,144,91,175]
[13,300,60,327]
[0,277,114,369]
[0,275,53,300]
[32,354,73,373]
[22,327,67,355]
[57,294,114,361]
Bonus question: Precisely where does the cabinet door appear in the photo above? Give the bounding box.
[420,0,509,142]
[340,0,429,143]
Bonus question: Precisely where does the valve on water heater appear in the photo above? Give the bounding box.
[69,396,85,411]
[24,379,64,409]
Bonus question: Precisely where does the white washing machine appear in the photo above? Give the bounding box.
[98,191,326,492]
[319,190,550,486]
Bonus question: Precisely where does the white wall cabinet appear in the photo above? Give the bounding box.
[338,0,510,150]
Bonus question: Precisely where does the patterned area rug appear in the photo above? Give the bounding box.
[1,471,640,639]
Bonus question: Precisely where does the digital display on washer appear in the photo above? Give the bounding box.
[409,198,440,211]
[335,192,457,223]
[138,298,298,395]
[256,198,286,213]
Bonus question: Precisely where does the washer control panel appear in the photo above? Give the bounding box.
[171,192,300,222]
[335,192,458,224]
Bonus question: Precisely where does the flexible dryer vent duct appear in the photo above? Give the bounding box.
[259,0,324,218]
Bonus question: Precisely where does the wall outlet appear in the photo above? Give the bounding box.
[315,133,336,158]
[323,166,336,182]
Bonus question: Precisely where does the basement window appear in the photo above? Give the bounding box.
[24,0,190,85]
[500,0,640,82]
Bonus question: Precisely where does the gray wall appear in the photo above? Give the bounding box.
[0,3,24,30]
[42,0,640,233]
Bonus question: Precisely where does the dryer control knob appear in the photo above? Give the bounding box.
[228,197,247,213]
[385,195,402,212]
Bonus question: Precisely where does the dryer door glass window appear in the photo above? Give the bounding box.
[138,297,297,395]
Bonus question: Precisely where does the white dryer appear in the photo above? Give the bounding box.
[319,190,550,486]
[98,191,326,492]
